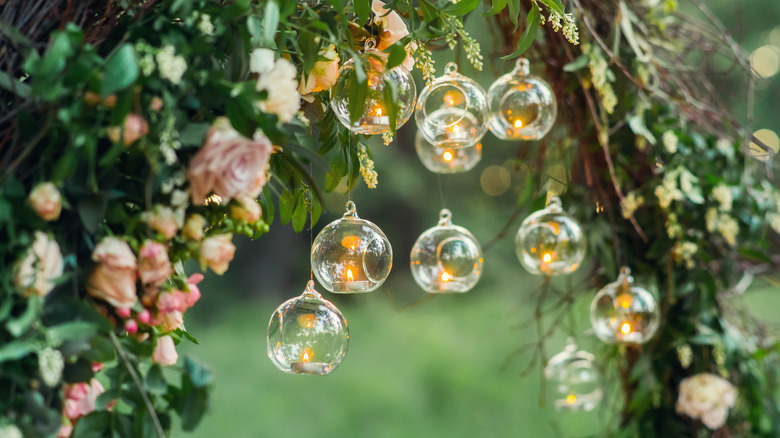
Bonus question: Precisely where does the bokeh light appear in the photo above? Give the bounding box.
[750,129,780,162]
[480,165,511,196]
[750,45,780,78]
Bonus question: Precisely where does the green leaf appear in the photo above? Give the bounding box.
[483,0,508,17]
[507,0,520,26]
[0,71,31,98]
[443,0,480,15]
[146,365,168,395]
[348,54,368,124]
[501,6,540,59]
[179,123,210,146]
[262,0,281,47]
[385,44,408,71]
[418,0,439,22]
[48,321,98,344]
[0,338,37,363]
[6,297,41,337]
[83,336,116,363]
[72,412,111,438]
[279,189,295,224]
[78,197,106,234]
[354,0,371,24]
[563,54,590,72]
[102,44,138,97]
[538,0,565,15]
[184,355,214,389]
[291,190,308,233]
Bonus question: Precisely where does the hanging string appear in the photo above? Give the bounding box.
[309,163,314,282]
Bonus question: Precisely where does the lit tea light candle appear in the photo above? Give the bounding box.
[542,253,552,263]
[620,321,632,335]
[441,272,450,282]
[442,150,454,162]
[290,347,330,375]
[514,119,523,128]
[358,104,389,129]
[332,264,370,292]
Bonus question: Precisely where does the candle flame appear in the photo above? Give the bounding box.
[442,151,454,162]
[375,107,383,116]
[514,120,523,128]
[301,347,313,362]
[297,313,317,328]
[621,322,632,334]
[341,235,361,251]
[452,124,460,133]
[566,395,576,405]
[543,253,552,263]
[346,268,354,282]
[441,272,450,282]
[617,293,634,309]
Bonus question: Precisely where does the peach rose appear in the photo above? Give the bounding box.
[86,237,138,309]
[29,182,62,221]
[15,231,64,297]
[199,234,236,275]
[153,335,179,366]
[372,0,415,70]
[182,214,206,241]
[138,241,172,288]
[106,113,148,146]
[142,205,182,239]
[187,117,273,205]
[230,196,262,223]
[159,310,184,331]
[298,45,340,95]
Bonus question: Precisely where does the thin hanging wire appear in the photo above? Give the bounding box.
[309,163,314,282]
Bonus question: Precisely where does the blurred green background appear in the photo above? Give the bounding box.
[178,2,780,437]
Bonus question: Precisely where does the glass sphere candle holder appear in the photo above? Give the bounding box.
[487,58,557,140]
[410,209,483,293]
[544,339,603,411]
[415,62,489,148]
[515,196,586,276]
[267,281,349,375]
[590,267,660,345]
[330,39,416,135]
[415,132,482,174]
[311,201,392,293]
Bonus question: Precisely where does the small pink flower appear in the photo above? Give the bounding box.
[125,319,138,333]
[62,379,105,420]
[230,196,262,223]
[158,290,187,313]
[141,205,181,240]
[29,182,62,221]
[199,234,235,275]
[185,274,204,307]
[116,307,132,318]
[91,363,103,373]
[138,240,173,288]
[106,113,149,146]
[137,309,151,324]
[153,335,179,366]
[58,421,73,438]
[86,237,138,309]
[188,117,273,205]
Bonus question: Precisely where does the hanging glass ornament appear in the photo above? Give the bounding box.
[415,62,489,148]
[487,58,557,140]
[267,280,349,375]
[410,209,483,293]
[311,201,392,293]
[590,267,660,345]
[330,39,417,135]
[414,132,482,174]
[515,196,586,276]
[544,339,604,411]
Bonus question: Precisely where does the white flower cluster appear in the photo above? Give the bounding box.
[673,241,698,268]
[655,167,703,209]
[156,45,188,85]
[0,424,22,438]
[676,373,737,430]
[160,115,182,165]
[358,144,378,189]
[716,137,734,159]
[546,10,580,45]
[662,131,678,154]
[621,191,644,219]
[666,212,683,238]
[676,344,693,369]
[706,207,739,246]
[443,16,483,71]
[38,347,64,387]
[411,40,436,85]
[196,13,215,36]
[711,184,733,212]
[250,48,301,123]
[584,45,617,114]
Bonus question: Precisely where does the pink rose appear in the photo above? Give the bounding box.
[230,196,262,223]
[58,421,73,438]
[185,273,203,307]
[63,379,105,420]
[372,0,415,70]
[298,45,340,95]
[137,241,173,288]
[158,290,187,314]
[29,182,62,221]
[106,113,148,146]
[199,234,236,275]
[152,335,179,366]
[188,117,273,205]
[182,214,206,241]
[14,231,64,296]
[159,310,184,331]
[86,237,138,309]
[142,205,181,239]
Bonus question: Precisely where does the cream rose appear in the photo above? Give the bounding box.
[230,196,262,223]
[138,241,173,288]
[183,214,207,241]
[86,237,138,309]
[199,234,236,275]
[298,45,340,95]
[29,182,62,221]
[152,335,179,366]
[142,205,182,239]
[255,57,301,122]
[372,0,415,70]
[14,231,64,296]
[106,113,149,146]
[158,310,184,332]
[676,373,737,430]
[188,117,273,205]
